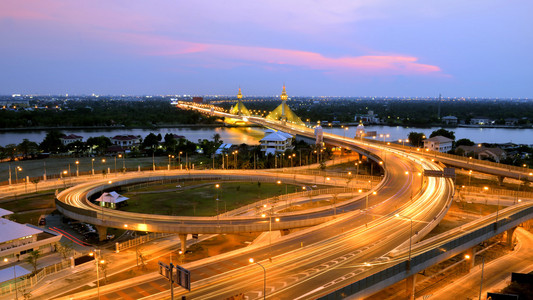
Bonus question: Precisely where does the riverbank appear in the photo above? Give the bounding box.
[0,122,262,132]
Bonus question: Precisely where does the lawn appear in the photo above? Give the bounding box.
[120,181,299,216]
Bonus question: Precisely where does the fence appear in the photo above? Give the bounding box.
[0,258,72,296]
[116,232,175,252]
[459,185,533,199]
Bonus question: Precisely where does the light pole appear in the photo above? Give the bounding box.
[102,158,106,176]
[262,208,280,260]
[215,184,220,225]
[15,166,22,184]
[469,170,472,186]
[89,249,105,300]
[478,255,485,300]
[91,158,95,175]
[249,258,266,300]
[366,191,377,209]
[395,214,413,270]
[75,160,79,176]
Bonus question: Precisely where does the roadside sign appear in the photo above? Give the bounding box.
[159,261,172,280]
[175,264,191,291]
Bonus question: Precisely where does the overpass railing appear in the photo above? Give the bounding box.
[318,204,533,299]
[369,140,532,175]
[458,185,533,199]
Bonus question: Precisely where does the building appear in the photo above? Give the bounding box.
[504,118,519,126]
[0,208,61,263]
[355,110,380,124]
[314,123,323,146]
[424,136,453,152]
[456,145,507,163]
[60,134,83,145]
[259,129,294,155]
[111,135,141,149]
[441,116,458,125]
[192,97,203,104]
[470,117,492,125]
[96,191,129,209]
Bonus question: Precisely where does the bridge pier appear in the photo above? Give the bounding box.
[96,225,107,241]
[506,227,516,248]
[406,274,416,300]
[522,220,533,230]
[179,234,188,253]
[497,176,505,186]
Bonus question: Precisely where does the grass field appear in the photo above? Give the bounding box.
[120,181,299,216]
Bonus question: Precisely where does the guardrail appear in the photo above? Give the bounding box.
[369,139,533,175]
[458,185,533,199]
[318,204,533,299]
[116,232,175,252]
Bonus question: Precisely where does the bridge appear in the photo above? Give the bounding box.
[30,94,532,300]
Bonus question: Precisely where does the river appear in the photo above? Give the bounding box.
[0,125,531,147]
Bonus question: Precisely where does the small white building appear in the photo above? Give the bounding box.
[424,136,453,152]
[441,116,458,125]
[96,191,129,209]
[470,117,492,125]
[111,135,141,149]
[260,130,294,155]
[60,134,83,145]
[355,121,365,138]
[314,124,323,146]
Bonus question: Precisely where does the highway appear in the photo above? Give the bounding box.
[47,104,456,299]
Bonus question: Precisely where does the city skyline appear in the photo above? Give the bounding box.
[1,1,532,98]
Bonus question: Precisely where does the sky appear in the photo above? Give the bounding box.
[1,1,532,98]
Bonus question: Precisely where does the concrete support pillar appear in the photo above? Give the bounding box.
[179,234,187,253]
[406,274,416,300]
[70,256,75,268]
[465,248,475,271]
[96,225,107,241]
[497,176,505,186]
[506,227,517,248]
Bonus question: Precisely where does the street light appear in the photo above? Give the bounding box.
[15,166,22,184]
[91,158,95,175]
[215,184,221,224]
[89,250,105,299]
[75,160,79,176]
[249,258,266,300]
[262,208,280,260]
[395,214,413,270]
[366,191,377,209]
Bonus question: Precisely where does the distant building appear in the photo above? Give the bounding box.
[111,135,141,149]
[260,129,294,155]
[504,118,519,126]
[456,145,507,163]
[0,208,61,262]
[60,134,83,145]
[470,117,492,125]
[96,191,129,209]
[441,116,458,125]
[424,136,453,152]
[355,110,380,124]
[192,97,203,104]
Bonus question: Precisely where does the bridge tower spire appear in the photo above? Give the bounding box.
[281,84,288,121]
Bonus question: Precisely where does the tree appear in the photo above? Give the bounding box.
[429,128,455,140]
[18,139,39,159]
[408,132,425,147]
[455,138,475,147]
[142,133,160,150]
[86,136,112,155]
[56,241,74,259]
[31,178,40,192]
[26,250,41,274]
[39,130,64,153]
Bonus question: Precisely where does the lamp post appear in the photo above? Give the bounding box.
[102,158,106,176]
[366,191,377,209]
[178,151,183,169]
[215,184,220,225]
[478,256,485,300]
[91,158,95,175]
[89,249,105,300]
[75,160,79,176]
[262,208,280,260]
[15,166,22,184]
[469,170,472,186]
[395,214,413,270]
[249,258,266,300]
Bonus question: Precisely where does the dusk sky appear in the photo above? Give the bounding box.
[1,1,532,97]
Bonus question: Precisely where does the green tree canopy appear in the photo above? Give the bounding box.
[429,128,455,140]
[407,132,426,147]
[39,130,64,153]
